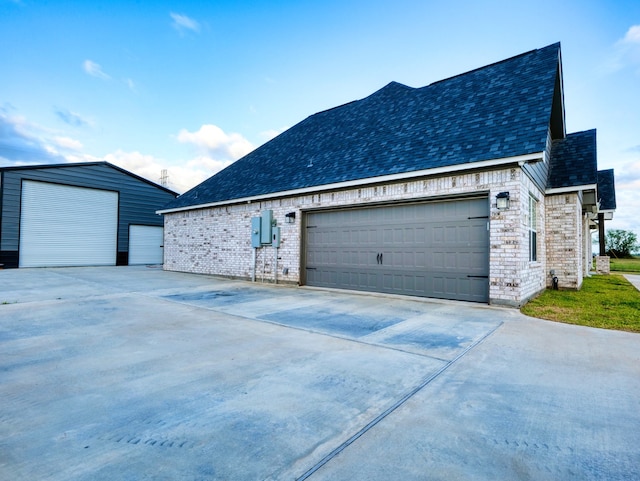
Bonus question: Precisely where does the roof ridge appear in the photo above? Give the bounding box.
[0,161,178,195]
[565,128,596,136]
[427,42,560,88]
[312,99,360,116]
[0,160,106,171]
[312,81,413,117]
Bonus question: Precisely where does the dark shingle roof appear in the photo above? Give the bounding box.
[597,169,616,211]
[547,129,597,189]
[165,43,562,210]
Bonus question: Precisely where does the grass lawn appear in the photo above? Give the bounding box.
[609,256,640,273]
[521,274,640,333]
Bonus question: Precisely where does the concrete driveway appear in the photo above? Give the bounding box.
[1,267,638,480]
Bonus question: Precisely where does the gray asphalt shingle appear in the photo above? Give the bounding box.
[164,43,562,210]
[597,169,616,211]
[547,129,598,189]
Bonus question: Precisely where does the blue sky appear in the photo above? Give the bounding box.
[1,0,639,237]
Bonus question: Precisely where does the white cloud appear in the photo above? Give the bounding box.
[615,159,640,190]
[103,149,209,193]
[176,124,254,161]
[0,110,93,168]
[54,107,91,127]
[259,127,287,143]
[124,78,137,92]
[608,25,640,73]
[0,110,221,193]
[0,112,66,163]
[0,110,250,194]
[54,136,83,151]
[620,25,640,44]
[83,60,110,80]
[170,12,200,34]
[185,155,232,172]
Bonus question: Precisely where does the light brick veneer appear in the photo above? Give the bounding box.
[164,166,554,306]
[544,193,583,289]
[596,255,611,275]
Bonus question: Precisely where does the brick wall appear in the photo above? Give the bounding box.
[487,171,546,306]
[544,193,583,289]
[164,166,551,305]
[595,255,610,274]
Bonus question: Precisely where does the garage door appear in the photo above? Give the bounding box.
[19,181,118,267]
[129,225,164,265]
[304,197,489,302]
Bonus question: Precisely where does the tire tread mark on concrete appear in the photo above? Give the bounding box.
[483,437,567,453]
[104,432,193,448]
[294,321,504,481]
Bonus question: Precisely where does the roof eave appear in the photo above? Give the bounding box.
[157,152,544,214]
[545,184,597,195]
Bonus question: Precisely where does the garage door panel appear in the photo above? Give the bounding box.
[19,181,118,268]
[129,225,164,265]
[305,197,489,302]
[445,252,457,268]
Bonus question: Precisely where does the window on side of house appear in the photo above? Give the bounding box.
[529,195,538,262]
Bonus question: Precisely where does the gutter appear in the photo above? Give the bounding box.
[545,184,597,195]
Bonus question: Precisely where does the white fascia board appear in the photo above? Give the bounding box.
[545,184,598,195]
[598,209,615,220]
[157,152,544,214]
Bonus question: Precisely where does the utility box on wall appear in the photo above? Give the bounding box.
[261,210,273,245]
[272,226,281,248]
[251,217,262,248]
[252,210,278,247]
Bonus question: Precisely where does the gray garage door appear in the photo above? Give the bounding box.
[304,197,489,302]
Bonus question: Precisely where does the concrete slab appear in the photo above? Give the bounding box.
[309,319,640,481]
[1,266,638,480]
[625,274,640,292]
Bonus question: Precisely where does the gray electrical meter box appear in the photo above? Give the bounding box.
[251,217,261,248]
[272,227,281,248]
[261,210,273,245]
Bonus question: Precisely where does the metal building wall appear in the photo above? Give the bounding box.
[0,162,177,268]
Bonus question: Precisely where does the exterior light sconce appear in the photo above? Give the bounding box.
[285,212,296,224]
[496,192,510,210]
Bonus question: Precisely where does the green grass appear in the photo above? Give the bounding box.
[609,256,640,273]
[521,274,640,332]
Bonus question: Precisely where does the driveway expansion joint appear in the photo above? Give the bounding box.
[294,320,505,480]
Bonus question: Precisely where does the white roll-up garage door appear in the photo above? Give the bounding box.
[19,181,118,267]
[128,225,164,265]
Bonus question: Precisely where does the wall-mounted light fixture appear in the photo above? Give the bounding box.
[285,212,296,224]
[496,192,510,210]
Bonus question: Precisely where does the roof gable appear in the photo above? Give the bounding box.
[597,169,616,211]
[547,129,598,190]
[165,43,562,211]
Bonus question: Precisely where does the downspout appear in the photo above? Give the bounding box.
[598,212,606,256]
[274,245,278,284]
[252,247,257,282]
[584,213,591,277]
